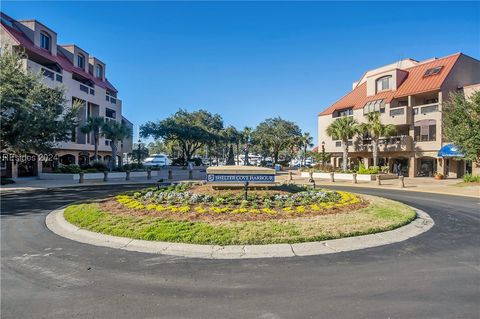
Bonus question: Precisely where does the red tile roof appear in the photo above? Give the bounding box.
[319,53,462,115]
[1,12,118,93]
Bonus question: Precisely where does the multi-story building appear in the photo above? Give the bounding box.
[1,12,133,178]
[318,53,480,178]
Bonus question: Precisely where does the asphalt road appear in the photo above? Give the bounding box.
[1,185,479,319]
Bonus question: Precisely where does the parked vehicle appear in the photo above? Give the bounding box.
[143,154,170,167]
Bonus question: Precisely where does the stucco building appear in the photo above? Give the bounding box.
[1,12,133,178]
[318,53,480,178]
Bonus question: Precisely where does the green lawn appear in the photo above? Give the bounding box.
[64,197,416,245]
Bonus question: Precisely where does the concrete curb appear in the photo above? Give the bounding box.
[45,205,434,259]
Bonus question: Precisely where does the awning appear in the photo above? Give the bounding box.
[437,144,464,157]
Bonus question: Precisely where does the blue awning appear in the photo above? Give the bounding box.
[438,144,464,157]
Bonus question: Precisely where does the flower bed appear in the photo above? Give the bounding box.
[104,184,364,222]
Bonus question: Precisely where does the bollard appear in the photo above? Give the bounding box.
[103,171,108,182]
[352,173,357,184]
[79,172,84,184]
[147,169,152,180]
[330,172,335,182]
[398,175,405,188]
[168,170,173,180]
[189,170,193,180]
[288,171,293,182]
[126,170,130,181]
[376,174,381,185]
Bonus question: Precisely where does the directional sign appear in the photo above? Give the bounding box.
[206,174,275,183]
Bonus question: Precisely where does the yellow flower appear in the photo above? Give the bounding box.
[296,206,306,213]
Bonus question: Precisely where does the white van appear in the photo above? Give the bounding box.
[143,154,170,167]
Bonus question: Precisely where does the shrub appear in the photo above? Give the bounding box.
[1,177,15,185]
[91,161,108,171]
[192,158,203,166]
[172,157,186,166]
[55,164,82,174]
[463,173,480,183]
[357,163,380,175]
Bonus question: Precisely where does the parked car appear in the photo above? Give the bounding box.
[143,154,170,167]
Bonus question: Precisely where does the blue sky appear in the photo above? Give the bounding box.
[3,1,480,145]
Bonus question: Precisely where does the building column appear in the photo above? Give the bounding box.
[409,156,417,178]
[437,157,444,176]
[330,156,336,169]
[363,157,369,168]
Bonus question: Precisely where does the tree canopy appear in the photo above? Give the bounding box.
[0,49,79,154]
[252,117,302,163]
[140,109,223,161]
[443,91,480,162]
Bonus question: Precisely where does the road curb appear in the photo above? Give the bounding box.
[45,205,434,259]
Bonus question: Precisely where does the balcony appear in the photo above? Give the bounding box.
[354,135,413,152]
[413,103,439,116]
[382,105,412,125]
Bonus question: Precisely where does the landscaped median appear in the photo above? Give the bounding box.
[62,183,417,246]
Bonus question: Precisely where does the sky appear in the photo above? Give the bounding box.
[3,1,480,145]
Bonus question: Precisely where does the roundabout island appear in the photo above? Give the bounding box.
[46,167,433,258]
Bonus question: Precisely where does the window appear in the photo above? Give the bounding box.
[398,100,408,107]
[424,98,438,104]
[77,54,85,69]
[414,120,436,142]
[335,141,352,147]
[363,99,385,114]
[55,74,63,82]
[40,32,51,51]
[376,76,391,92]
[424,66,442,77]
[105,108,116,119]
[79,84,89,93]
[95,64,103,78]
[333,107,353,118]
[41,68,54,80]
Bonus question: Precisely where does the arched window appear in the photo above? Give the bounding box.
[40,32,51,51]
[414,119,436,142]
[95,64,103,78]
[376,75,392,92]
[77,53,85,69]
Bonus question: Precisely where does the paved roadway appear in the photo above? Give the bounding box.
[1,185,479,319]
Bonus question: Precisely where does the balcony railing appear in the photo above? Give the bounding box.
[413,103,439,115]
[389,107,405,117]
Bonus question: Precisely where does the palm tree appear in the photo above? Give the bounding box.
[241,127,253,165]
[102,121,132,171]
[358,112,396,167]
[300,132,314,166]
[80,116,104,162]
[326,116,359,171]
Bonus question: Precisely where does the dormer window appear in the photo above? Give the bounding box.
[77,54,85,69]
[376,76,392,93]
[95,64,103,78]
[40,32,51,51]
[333,107,353,118]
[424,66,442,77]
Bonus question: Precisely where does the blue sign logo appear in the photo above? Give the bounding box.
[206,174,275,183]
